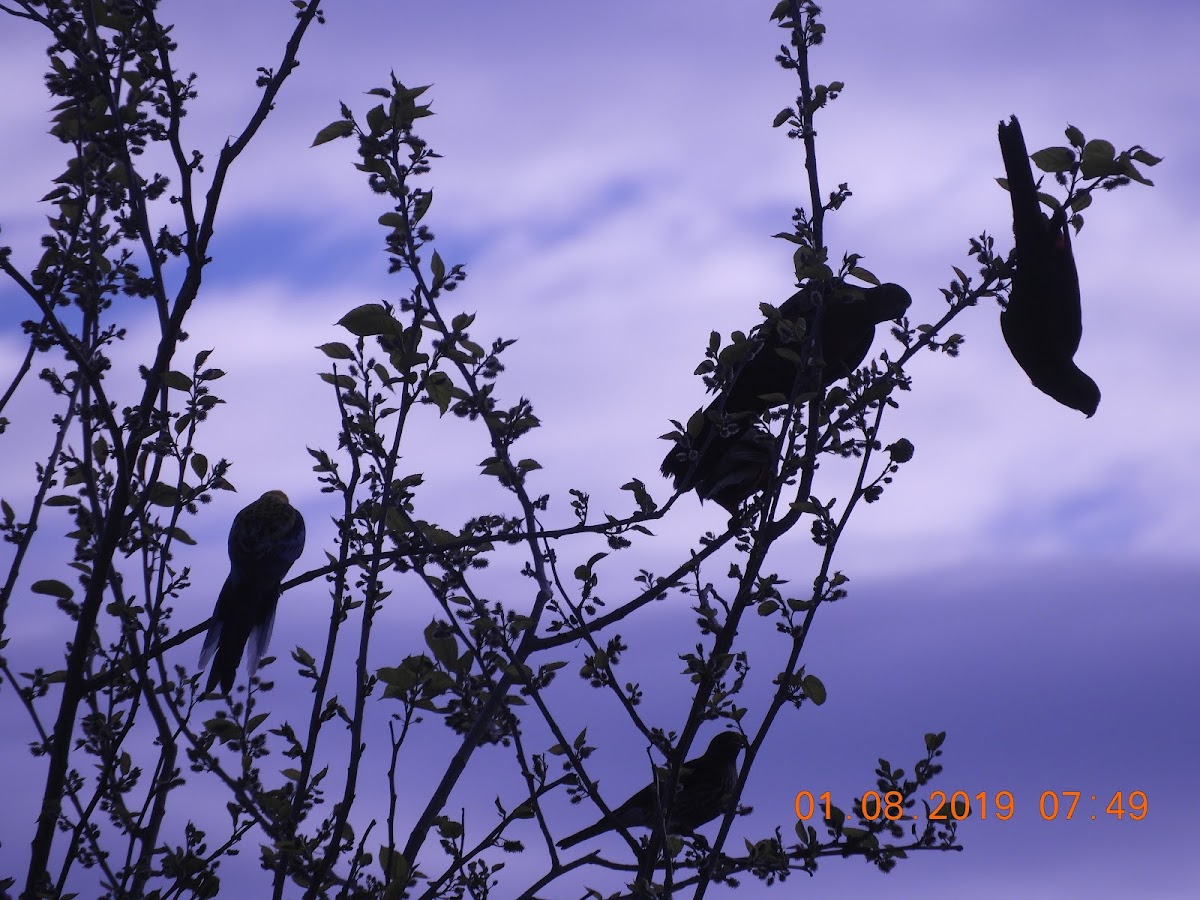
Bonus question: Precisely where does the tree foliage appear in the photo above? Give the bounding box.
[0,1,1154,898]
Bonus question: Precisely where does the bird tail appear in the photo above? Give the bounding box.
[244,596,278,680]
[556,820,608,850]
[200,575,254,695]
[198,619,221,673]
[199,610,236,694]
[998,116,1044,238]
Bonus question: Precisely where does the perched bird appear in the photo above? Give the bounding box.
[691,425,778,514]
[662,281,911,503]
[557,731,747,850]
[199,490,306,694]
[998,115,1100,416]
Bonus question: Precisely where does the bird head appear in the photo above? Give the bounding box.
[704,731,748,761]
[1047,366,1100,418]
[869,283,913,321]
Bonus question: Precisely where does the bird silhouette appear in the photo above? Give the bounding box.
[557,731,746,850]
[200,490,305,694]
[691,425,778,514]
[662,281,911,505]
[998,115,1100,416]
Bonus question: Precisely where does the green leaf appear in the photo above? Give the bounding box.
[434,816,464,839]
[379,844,409,885]
[145,483,179,507]
[801,673,827,705]
[338,304,399,337]
[1118,157,1154,186]
[190,453,209,479]
[1036,190,1062,212]
[1030,146,1075,173]
[377,664,416,691]
[161,370,193,391]
[848,266,879,286]
[413,190,433,224]
[423,372,453,415]
[167,526,196,546]
[311,119,354,147]
[1080,139,1121,178]
[430,250,446,287]
[424,621,459,670]
[400,83,432,102]
[318,372,356,390]
[317,342,355,360]
[204,715,241,744]
[31,579,74,600]
[287,647,314,671]
[366,103,389,136]
[1069,191,1093,213]
[772,107,794,127]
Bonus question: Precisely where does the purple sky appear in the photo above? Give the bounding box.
[1,2,1196,897]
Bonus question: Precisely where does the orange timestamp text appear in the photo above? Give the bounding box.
[794,789,1148,822]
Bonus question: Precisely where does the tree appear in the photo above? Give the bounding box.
[0,1,1156,898]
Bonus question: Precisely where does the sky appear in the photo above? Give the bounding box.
[0,1,1197,897]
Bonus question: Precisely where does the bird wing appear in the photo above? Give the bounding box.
[201,492,306,692]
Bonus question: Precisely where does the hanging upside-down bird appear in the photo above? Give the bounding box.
[557,731,747,850]
[661,281,911,506]
[997,115,1100,417]
[200,490,306,694]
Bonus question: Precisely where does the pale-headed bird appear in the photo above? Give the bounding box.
[200,490,305,694]
[557,731,746,849]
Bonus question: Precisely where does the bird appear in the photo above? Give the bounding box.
[556,731,747,850]
[997,115,1100,416]
[691,425,779,514]
[661,281,911,504]
[199,490,306,694]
